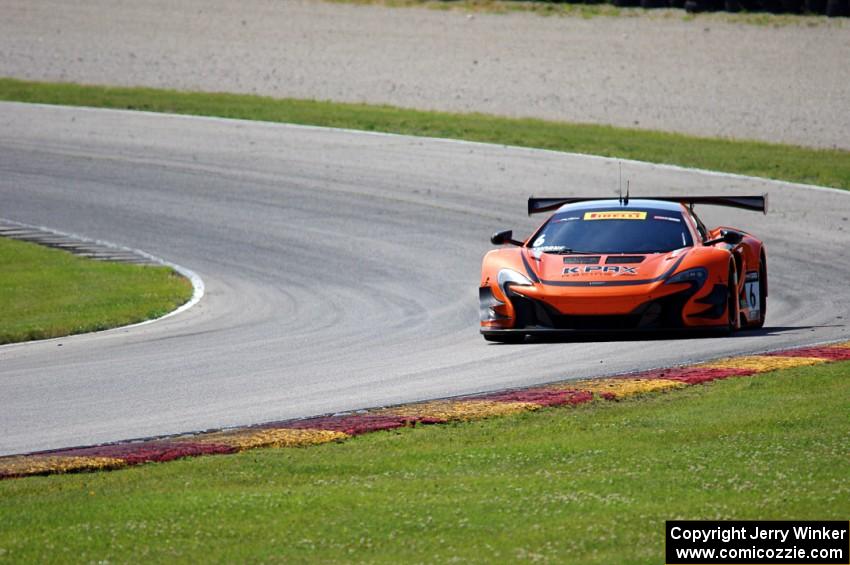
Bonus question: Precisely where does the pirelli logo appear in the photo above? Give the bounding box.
[584,211,647,220]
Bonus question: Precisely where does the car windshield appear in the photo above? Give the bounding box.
[529,208,693,254]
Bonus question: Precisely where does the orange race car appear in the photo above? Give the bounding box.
[480,195,768,342]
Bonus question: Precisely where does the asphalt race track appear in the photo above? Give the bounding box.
[1,102,848,456]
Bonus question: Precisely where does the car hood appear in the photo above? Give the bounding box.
[525,248,689,285]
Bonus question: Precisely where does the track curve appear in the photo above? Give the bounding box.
[1,102,848,455]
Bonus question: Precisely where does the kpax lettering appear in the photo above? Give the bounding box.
[563,265,638,276]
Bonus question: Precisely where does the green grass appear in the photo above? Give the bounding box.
[1,362,847,563]
[0,238,193,344]
[2,77,849,190]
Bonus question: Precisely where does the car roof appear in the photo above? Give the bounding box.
[554,199,685,214]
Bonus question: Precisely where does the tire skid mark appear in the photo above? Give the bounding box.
[2,339,849,480]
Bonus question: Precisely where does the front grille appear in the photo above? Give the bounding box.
[508,285,699,331]
[549,313,644,330]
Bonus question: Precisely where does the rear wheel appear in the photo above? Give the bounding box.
[750,259,768,329]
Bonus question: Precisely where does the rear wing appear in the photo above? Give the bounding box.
[527,195,768,216]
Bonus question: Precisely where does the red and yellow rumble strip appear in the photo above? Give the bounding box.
[3,340,850,480]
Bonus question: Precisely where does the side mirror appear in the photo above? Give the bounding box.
[491,230,522,246]
[723,230,744,245]
[705,229,744,246]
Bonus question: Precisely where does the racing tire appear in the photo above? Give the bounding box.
[483,333,526,344]
[725,265,740,335]
[750,260,768,329]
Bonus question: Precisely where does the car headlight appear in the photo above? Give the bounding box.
[665,267,708,286]
[497,269,534,296]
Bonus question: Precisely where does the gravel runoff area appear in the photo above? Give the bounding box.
[1,0,848,150]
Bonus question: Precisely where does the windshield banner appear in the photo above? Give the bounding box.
[583,211,647,221]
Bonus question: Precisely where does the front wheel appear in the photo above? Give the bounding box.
[725,265,740,335]
[750,261,768,329]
